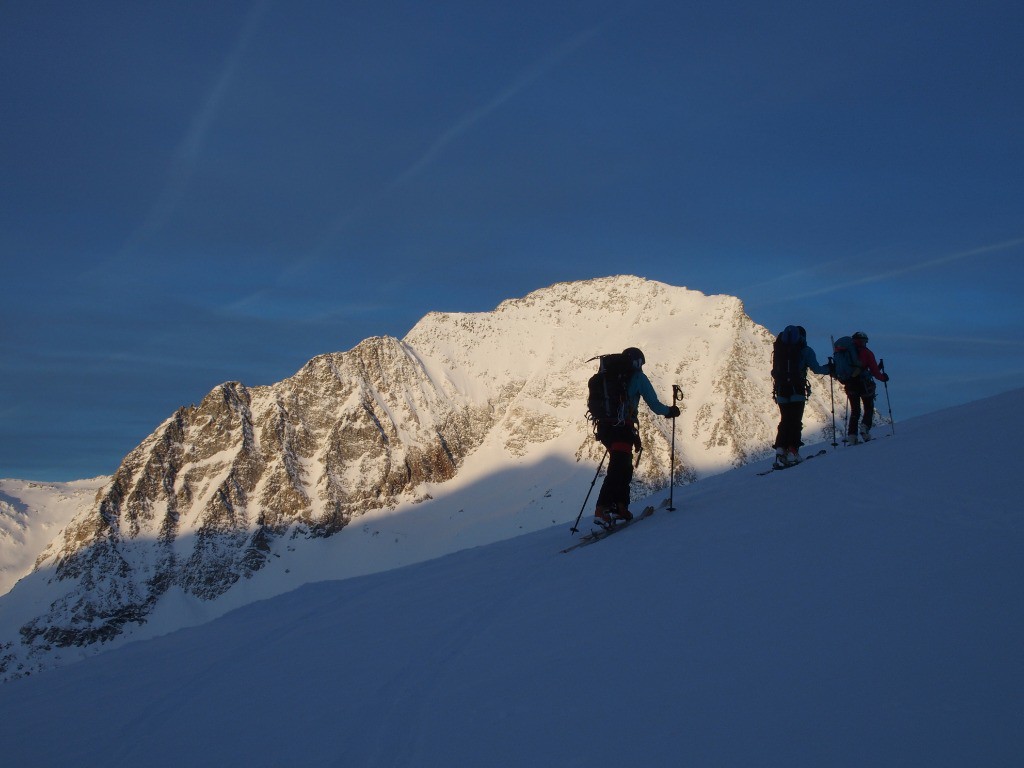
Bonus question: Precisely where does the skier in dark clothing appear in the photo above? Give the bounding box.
[772,325,831,467]
[845,331,889,443]
[594,347,678,525]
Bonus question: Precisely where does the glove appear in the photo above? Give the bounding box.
[880,373,890,382]
[665,405,681,418]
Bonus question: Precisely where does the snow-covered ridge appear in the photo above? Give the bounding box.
[0,276,835,680]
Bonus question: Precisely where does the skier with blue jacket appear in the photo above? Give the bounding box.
[771,326,830,467]
[594,347,679,524]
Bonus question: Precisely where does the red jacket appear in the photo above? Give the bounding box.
[856,345,886,381]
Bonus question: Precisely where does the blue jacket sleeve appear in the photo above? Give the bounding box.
[802,347,831,376]
[630,372,671,416]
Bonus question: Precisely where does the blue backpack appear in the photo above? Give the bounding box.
[832,336,863,383]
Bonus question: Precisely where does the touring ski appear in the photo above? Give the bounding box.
[757,449,828,476]
[560,506,654,554]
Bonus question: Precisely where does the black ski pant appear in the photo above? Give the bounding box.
[845,380,876,434]
[774,400,806,451]
[596,447,633,511]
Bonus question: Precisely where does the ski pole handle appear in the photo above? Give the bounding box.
[672,384,683,402]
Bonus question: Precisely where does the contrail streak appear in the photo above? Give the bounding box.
[118,0,271,257]
[768,237,1024,303]
[307,25,603,259]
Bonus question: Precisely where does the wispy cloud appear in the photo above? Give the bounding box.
[389,26,601,191]
[759,237,1024,305]
[885,333,1024,348]
[742,255,848,296]
[117,0,271,258]
[221,289,390,324]
[305,25,604,261]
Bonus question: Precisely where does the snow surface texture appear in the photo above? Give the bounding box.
[0,276,845,678]
[0,479,104,595]
[0,390,1020,767]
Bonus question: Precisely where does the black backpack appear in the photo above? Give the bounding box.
[586,353,635,435]
[771,325,808,399]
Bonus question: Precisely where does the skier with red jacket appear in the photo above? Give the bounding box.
[845,331,889,443]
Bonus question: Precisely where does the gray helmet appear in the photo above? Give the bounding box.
[852,331,869,342]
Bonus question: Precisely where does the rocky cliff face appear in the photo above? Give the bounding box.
[1,276,834,679]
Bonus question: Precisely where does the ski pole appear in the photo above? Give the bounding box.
[880,359,895,435]
[668,384,682,511]
[828,357,838,448]
[571,449,607,534]
[831,335,850,445]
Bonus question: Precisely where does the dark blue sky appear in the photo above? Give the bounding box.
[3,1,1022,480]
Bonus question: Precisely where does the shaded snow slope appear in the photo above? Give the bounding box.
[1,389,1020,767]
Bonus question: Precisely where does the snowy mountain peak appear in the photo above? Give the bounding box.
[0,276,832,679]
